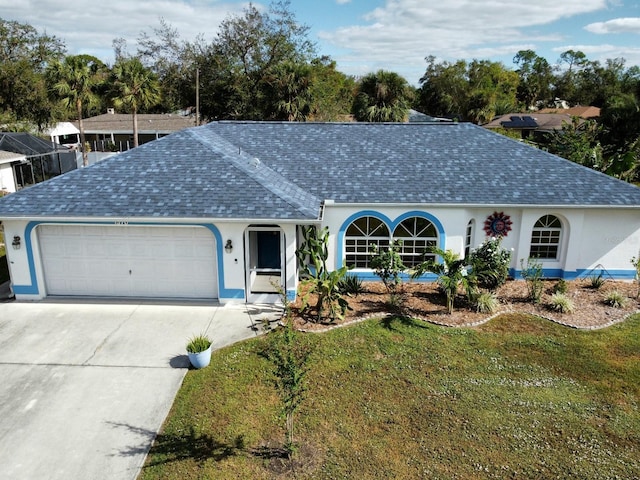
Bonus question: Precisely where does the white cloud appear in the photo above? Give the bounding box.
[319,0,608,81]
[335,0,351,4]
[551,43,640,66]
[0,0,250,63]
[584,17,640,34]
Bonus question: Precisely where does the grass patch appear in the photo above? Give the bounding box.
[140,314,640,479]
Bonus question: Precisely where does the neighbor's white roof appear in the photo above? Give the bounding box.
[0,150,24,164]
[44,122,80,137]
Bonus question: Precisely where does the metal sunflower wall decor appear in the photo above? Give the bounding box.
[484,211,513,237]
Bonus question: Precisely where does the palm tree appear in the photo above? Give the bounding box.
[110,58,161,147]
[47,55,105,166]
[352,70,412,122]
[412,247,476,314]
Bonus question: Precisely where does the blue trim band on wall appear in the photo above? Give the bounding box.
[336,209,447,273]
[509,268,636,281]
[13,220,244,299]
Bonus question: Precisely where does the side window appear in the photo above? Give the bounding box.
[529,215,562,259]
[392,216,439,268]
[344,216,390,268]
[464,219,474,259]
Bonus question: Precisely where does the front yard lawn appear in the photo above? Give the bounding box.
[140,313,640,479]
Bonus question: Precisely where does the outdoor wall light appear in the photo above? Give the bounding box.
[225,239,233,253]
[11,235,21,250]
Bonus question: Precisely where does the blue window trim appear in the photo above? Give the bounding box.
[12,221,244,300]
[337,210,446,273]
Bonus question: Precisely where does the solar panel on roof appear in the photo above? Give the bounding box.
[501,116,538,129]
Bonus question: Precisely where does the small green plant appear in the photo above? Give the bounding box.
[412,247,476,314]
[589,273,605,289]
[296,226,351,322]
[338,274,364,296]
[550,292,574,313]
[475,291,498,314]
[468,237,512,291]
[604,290,627,308]
[186,334,212,354]
[520,257,544,304]
[369,240,406,293]
[552,279,568,294]
[631,255,640,298]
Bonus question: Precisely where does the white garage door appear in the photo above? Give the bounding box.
[38,225,218,299]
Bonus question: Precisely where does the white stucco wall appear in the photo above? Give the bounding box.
[2,218,301,303]
[0,163,16,193]
[321,204,640,280]
[2,205,639,302]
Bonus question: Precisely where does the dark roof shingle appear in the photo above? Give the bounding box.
[0,121,639,220]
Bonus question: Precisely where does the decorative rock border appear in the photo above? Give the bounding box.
[293,308,640,334]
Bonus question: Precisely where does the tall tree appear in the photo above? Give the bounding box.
[513,50,553,109]
[0,18,66,128]
[352,70,412,122]
[416,56,517,123]
[110,57,161,147]
[201,0,315,120]
[47,55,105,166]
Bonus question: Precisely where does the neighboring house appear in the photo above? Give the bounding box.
[537,105,601,118]
[483,113,584,140]
[75,109,196,152]
[0,133,77,191]
[0,121,639,304]
[0,150,25,193]
[43,121,81,146]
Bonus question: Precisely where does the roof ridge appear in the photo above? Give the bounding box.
[187,126,321,219]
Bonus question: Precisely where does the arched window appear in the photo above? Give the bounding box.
[529,215,562,259]
[392,217,439,267]
[344,216,390,268]
[464,219,475,259]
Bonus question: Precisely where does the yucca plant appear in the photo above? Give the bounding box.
[475,291,498,314]
[550,292,574,314]
[589,273,605,289]
[339,274,365,296]
[604,290,627,308]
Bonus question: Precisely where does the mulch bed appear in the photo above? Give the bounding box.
[290,279,640,332]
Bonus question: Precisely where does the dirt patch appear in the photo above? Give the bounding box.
[290,279,640,332]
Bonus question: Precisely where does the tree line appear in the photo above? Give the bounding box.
[1,1,639,181]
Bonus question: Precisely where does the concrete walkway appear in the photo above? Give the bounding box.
[0,299,281,480]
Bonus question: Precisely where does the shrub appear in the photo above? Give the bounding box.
[339,274,364,296]
[369,241,406,293]
[589,273,605,289]
[604,290,627,308]
[552,279,568,294]
[550,293,574,314]
[475,291,498,314]
[412,247,476,314]
[296,226,351,322]
[520,257,544,304]
[468,237,512,292]
[632,256,640,298]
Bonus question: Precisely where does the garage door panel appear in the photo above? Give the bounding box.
[38,225,217,299]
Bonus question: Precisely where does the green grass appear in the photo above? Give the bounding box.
[140,313,640,480]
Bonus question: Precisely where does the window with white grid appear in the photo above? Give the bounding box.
[344,216,390,268]
[392,217,438,268]
[529,215,562,259]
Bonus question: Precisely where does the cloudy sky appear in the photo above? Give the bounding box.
[2,0,640,84]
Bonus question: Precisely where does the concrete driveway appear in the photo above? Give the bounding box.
[0,300,280,480]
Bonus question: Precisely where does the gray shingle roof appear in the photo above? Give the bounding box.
[0,121,639,220]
